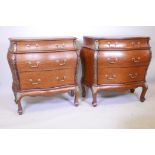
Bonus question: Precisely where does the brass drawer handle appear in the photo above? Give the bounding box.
[25,44,39,48]
[129,73,138,79]
[105,74,116,80]
[56,43,65,49]
[56,59,67,66]
[35,44,39,47]
[137,41,141,47]
[25,44,30,48]
[107,42,111,47]
[107,57,118,64]
[131,42,135,46]
[28,61,40,68]
[56,76,66,82]
[115,42,118,47]
[132,57,141,63]
[131,42,141,47]
[106,42,118,48]
[29,78,41,85]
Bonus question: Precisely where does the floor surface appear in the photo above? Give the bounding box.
[0,82,155,128]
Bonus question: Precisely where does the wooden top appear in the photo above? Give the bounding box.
[9,37,77,41]
[83,36,150,40]
[83,36,150,50]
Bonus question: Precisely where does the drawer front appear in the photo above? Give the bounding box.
[16,51,77,72]
[98,39,149,50]
[98,50,151,67]
[98,66,147,84]
[16,40,75,52]
[19,69,75,90]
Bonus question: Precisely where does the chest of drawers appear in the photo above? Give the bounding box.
[80,36,151,106]
[8,37,80,115]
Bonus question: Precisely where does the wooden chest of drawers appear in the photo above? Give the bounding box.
[8,37,80,115]
[80,36,151,106]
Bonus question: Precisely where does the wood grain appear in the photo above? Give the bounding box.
[81,36,151,106]
[8,37,80,115]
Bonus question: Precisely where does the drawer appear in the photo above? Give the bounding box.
[97,66,147,84]
[16,51,77,72]
[19,69,75,90]
[98,39,149,50]
[98,50,151,67]
[16,40,76,52]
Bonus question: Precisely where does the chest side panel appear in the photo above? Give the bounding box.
[80,47,94,86]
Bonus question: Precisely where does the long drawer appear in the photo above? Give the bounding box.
[97,66,147,84]
[16,51,77,72]
[19,69,75,90]
[16,39,76,52]
[98,50,151,67]
[98,38,149,50]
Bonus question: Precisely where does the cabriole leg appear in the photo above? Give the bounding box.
[91,86,98,107]
[16,93,23,115]
[74,86,80,106]
[14,92,17,104]
[12,84,17,103]
[140,83,148,102]
[17,99,23,115]
[81,83,86,97]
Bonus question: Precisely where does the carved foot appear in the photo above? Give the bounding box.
[18,109,23,115]
[130,89,135,93]
[69,90,75,97]
[81,84,86,97]
[74,87,80,106]
[140,83,148,102]
[91,86,98,107]
[75,103,79,107]
[92,102,97,107]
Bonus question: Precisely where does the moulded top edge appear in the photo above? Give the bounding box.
[9,37,77,41]
[83,36,150,40]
